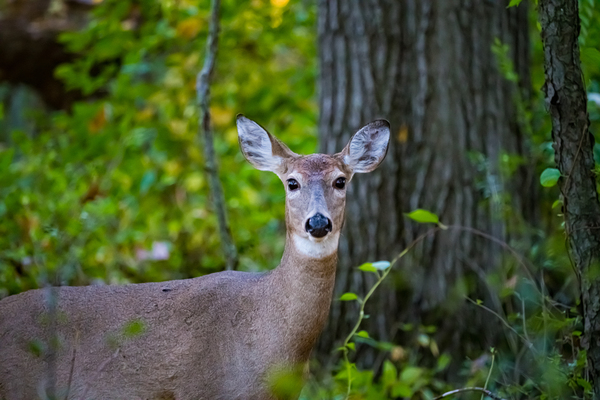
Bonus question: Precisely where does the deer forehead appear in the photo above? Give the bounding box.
[287,154,348,179]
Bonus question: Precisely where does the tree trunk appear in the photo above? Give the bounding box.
[317,0,534,370]
[0,0,101,110]
[539,1,600,396]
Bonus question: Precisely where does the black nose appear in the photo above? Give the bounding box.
[305,213,332,238]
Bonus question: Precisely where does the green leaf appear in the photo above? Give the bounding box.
[507,0,523,7]
[417,333,430,347]
[372,261,391,270]
[356,330,370,338]
[399,366,423,385]
[552,199,562,209]
[401,323,414,331]
[540,168,560,187]
[339,292,358,301]
[358,262,377,273]
[382,360,398,385]
[578,378,593,392]
[347,342,356,351]
[122,319,146,338]
[436,354,451,372]
[140,170,156,194]
[392,383,413,397]
[581,47,600,68]
[405,209,439,224]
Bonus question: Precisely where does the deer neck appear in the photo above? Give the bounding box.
[275,231,339,285]
[263,231,339,359]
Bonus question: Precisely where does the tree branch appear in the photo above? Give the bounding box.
[433,387,506,400]
[196,0,238,271]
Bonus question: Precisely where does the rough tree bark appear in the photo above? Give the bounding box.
[317,0,534,368]
[539,0,600,396]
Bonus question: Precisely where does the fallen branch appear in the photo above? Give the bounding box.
[433,387,506,400]
[196,0,238,271]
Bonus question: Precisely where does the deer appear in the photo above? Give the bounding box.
[0,115,390,400]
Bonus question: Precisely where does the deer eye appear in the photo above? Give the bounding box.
[287,179,300,191]
[334,177,346,189]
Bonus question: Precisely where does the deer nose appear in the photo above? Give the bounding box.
[305,213,332,238]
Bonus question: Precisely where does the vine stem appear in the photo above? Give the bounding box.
[481,350,495,400]
[341,227,441,398]
[340,222,537,398]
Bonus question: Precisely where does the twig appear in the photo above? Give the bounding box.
[433,387,506,400]
[63,330,79,400]
[196,0,238,271]
[45,285,58,400]
[445,225,537,285]
[80,348,120,398]
[465,297,534,352]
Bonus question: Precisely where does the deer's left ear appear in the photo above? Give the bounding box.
[338,120,390,174]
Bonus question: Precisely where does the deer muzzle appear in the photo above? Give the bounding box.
[305,213,332,238]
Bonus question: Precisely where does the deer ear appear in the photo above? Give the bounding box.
[237,115,297,173]
[339,120,390,174]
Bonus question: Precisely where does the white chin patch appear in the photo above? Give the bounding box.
[292,232,340,258]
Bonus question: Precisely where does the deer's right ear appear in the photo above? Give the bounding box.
[237,115,297,173]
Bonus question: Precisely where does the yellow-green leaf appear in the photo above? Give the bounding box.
[405,209,439,224]
[358,262,377,273]
[339,292,358,301]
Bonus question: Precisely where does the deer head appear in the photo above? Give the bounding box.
[237,115,390,258]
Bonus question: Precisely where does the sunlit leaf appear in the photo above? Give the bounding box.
[405,209,439,224]
[356,330,369,338]
[358,262,377,273]
[339,292,358,301]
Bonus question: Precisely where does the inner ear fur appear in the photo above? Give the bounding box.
[237,115,298,173]
[338,119,391,174]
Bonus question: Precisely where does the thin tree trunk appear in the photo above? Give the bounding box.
[197,0,238,271]
[538,1,600,396]
[317,0,534,370]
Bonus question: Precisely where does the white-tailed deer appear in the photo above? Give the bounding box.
[0,115,390,400]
